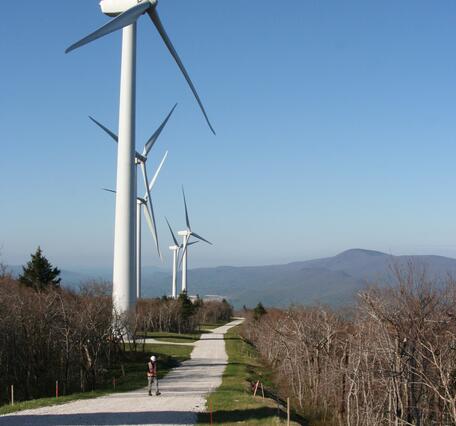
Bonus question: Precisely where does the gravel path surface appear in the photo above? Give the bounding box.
[0,319,243,426]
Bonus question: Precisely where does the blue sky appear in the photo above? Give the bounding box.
[1,0,456,270]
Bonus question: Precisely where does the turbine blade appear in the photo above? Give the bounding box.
[102,188,117,194]
[148,151,168,192]
[179,240,189,269]
[191,231,212,245]
[182,186,191,230]
[143,200,162,261]
[90,115,142,159]
[89,116,118,142]
[66,2,151,53]
[165,217,179,247]
[141,162,161,258]
[143,203,160,259]
[147,8,215,135]
[143,203,154,235]
[178,239,199,270]
[143,104,177,157]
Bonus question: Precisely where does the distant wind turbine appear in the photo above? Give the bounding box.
[165,217,197,299]
[178,187,212,294]
[67,0,214,314]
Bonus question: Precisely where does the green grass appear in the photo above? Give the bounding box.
[138,331,202,343]
[197,326,304,425]
[136,322,230,341]
[144,343,193,362]
[199,322,227,332]
[0,343,192,416]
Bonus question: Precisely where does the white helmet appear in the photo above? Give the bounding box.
[150,355,156,362]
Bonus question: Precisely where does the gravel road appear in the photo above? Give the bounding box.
[0,319,243,426]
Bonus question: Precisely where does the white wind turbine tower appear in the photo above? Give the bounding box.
[90,106,175,297]
[165,217,197,299]
[105,152,168,298]
[66,0,215,315]
[179,187,212,295]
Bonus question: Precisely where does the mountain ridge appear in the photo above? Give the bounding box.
[6,249,456,308]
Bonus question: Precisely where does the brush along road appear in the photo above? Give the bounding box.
[0,319,243,426]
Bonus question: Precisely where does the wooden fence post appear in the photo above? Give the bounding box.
[10,385,14,406]
[287,397,290,426]
[253,380,259,397]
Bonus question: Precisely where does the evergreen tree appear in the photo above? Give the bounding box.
[253,302,267,320]
[178,292,196,322]
[19,247,61,291]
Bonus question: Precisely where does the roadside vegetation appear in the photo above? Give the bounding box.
[198,325,303,425]
[243,265,456,425]
[0,247,233,413]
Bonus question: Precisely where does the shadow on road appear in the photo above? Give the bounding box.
[199,406,308,424]
[0,411,197,425]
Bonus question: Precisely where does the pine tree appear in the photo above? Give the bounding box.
[19,247,61,291]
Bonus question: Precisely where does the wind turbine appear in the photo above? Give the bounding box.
[135,151,167,298]
[178,187,212,295]
[165,218,197,299]
[104,151,168,298]
[91,106,175,298]
[67,0,215,315]
[89,103,177,256]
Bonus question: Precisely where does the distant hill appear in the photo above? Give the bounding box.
[7,265,165,289]
[7,249,456,308]
[7,265,93,287]
[141,249,456,308]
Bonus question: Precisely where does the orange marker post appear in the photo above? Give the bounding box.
[210,400,213,425]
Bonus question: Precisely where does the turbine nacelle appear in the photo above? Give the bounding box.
[169,245,180,251]
[178,230,191,237]
[135,153,147,164]
[137,197,147,205]
[100,0,156,17]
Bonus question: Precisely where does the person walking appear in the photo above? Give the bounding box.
[147,355,160,396]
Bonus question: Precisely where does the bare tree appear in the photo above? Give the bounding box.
[242,266,456,425]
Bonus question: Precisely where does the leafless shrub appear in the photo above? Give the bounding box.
[0,279,116,402]
[243,266,456,425]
